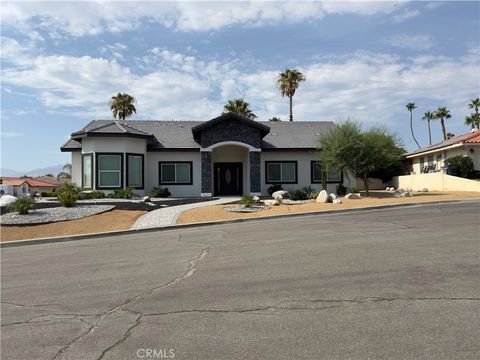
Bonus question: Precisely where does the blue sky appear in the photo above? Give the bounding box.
[1,1,479,171]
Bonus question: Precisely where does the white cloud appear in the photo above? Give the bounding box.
[0,1,409,36]
[392,9,420,23]
[385,35,434,51]
[1,132,24,137]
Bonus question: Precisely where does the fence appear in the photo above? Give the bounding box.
[392,172,480,192]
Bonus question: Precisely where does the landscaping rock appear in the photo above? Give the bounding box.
[224,205,268,213]
[263,199,279,206]
[273,194,283,203]
[345,193,361,199]
[142,196,151,202]
[333,199,342,204]
[253,196,260,202]
[329,193,337,201]
[417,188,429,192]
[316,190,330,203]
[0,195,18,207]
[272,190,288,198]
[393,190,412,198]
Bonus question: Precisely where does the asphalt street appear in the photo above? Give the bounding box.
[1,201,479,360]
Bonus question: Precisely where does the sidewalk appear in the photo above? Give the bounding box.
[131,197,239,229]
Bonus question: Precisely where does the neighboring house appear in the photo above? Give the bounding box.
[34,176,69,186]
[404,130,480,174]
[0,177,60,197]
[61,113,355,197]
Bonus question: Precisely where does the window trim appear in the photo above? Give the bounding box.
[265,161,298,184]
[81,153,94,189]
[126,153,144,189]
[158,161,193,185]
[95,152,124,190]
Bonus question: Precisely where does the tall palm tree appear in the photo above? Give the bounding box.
[276,68,306,122]
[465,114,480,130]
[406,102,421,148]
[468,97,480,115]
[223,98,257,119]
[109,93,136,120]
[422,111,435,145]
[435,107,451,141]
[62,163,72,176]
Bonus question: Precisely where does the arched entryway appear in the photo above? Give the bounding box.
[211,143,250,196]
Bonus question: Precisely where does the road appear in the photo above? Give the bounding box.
[1,202,479,360]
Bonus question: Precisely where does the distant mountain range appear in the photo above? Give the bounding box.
[1,164,65,177]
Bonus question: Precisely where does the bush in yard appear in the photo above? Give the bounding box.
[444,156,475,179]
[336,184,347,196]
[288,189,308,201]
[347,187,359,194]
[267,184,283,195]
[8,197,35,215]
[149,186,171,198]
[40,191,57,197]
[239,194,256,207]
[57,183,80,207]
[108,187,134,199]
[80,191,105,200]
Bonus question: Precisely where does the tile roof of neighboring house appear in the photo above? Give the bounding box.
[0,177,60,187]
[404,130,480,157]
[33,176,65,186]
[61,119,337,151]
[1,178,28,186]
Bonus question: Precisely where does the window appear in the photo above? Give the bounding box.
[265,161,297,184]
[159,162,192,185]
[97,153,123,189]
[82,153,93,188]
[311,161,322,183]
[127,153,144,188]
[420,157,425,173]
[327,166,342,182]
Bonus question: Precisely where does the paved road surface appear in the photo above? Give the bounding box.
[1,202,479,360]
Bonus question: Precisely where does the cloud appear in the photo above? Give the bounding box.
[1,132,24,137]
[0,1,409,36]
[392,9,420,23]
[385,35,434,51]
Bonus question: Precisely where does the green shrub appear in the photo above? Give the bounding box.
[57,183,80,207]
[40,191,57,197]
[149,186,171,198]
[267,184,283,195]
[239,194,256,207]
[347,187,359,194]
[445,156,475,179]
[80,190,105,200]
[288,189,308,201]
[336,184,347,196]
[107,187,134,199]
[8,197,35,215]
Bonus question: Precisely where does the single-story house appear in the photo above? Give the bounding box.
[61,113,355,197]
[0,177,60,197]
[404,130,480,174]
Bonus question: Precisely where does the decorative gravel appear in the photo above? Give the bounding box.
[224,205,269,213]
[281,199,316,205]
[0,205,115,225]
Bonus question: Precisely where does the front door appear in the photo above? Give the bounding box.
[214,162,243,196]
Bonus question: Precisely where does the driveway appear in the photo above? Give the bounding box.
[1,202,479,360]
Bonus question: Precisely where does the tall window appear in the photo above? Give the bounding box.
[311,161,322,183]
[97,153,123,189]
[265,161,297,184]
[127,154,144,188]
[82,153,93,189]
[159,162,192,185]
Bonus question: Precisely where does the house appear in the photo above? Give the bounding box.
[0,177,60,197]
[61,113,355,197]
[404,130,480,174]
[34,175,70,187]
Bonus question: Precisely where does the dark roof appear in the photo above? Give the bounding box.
[60,139,82,152]
[61,119,336,151]
[405,130,480,157]
[71,120,156,140]
[192,113,270,138]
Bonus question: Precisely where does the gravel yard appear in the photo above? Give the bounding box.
[0,205,115,225]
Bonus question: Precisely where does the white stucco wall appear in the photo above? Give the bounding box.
[71,151,82,187]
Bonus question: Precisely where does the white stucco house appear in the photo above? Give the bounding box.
[61,113,355,197]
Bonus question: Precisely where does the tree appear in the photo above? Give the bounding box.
[109,93,136,120]
[422,111,436,145]
[435,107,451,141]
[446,132,455,139]
[468,97,480,115]
[269,117,281,122]
[319,120,405,196]
[406,102,421,148]
[276,68,305,122]
[62,163,72,177]
[223,98,257,119]
[466,98,480,129]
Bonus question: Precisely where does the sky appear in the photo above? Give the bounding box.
[1,0,479,171]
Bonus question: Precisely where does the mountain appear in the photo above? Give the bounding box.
[1,164,65,177]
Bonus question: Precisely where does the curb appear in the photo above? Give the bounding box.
[1,199,478,248]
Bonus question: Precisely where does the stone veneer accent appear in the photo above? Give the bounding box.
[200,119,262,148]
[201,151,212,194]
[249,151,261,193]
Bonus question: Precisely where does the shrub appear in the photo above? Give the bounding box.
[80,191,105,200]
[267,184,283,195]
[288,189,308,201]
[336,184,347,196]
[239,194,256,207]
[57,183,80,207]
[40,191,57,197]
[445,156,475,179]
[149,187,171,198]
[347,187,359,194]
[107,187,134,199]
[8,197,35,215]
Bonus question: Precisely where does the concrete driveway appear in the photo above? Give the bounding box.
[1,202,479,360]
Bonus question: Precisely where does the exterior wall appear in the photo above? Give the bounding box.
[145,151,201,197]
[408,145,480,174]
[200,121,262,148]
[71,151,82,187]
[0,185,14,196]
[211,145,250,194]
[392,172,480,192]
[29,186,57,194]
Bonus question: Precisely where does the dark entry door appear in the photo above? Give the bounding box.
[214,163,243,196]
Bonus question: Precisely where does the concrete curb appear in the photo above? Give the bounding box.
[1,199,478,248]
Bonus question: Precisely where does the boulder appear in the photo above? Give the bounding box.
[0,195,18,207]
[263,199,279,206]
[329,193,337,201]
[345,193,361,199]
[417,188,428,192]
[316,190,330,203]
[333,199,342,204]
[273,194,283,203]
[272,190,288,198]
[142,195,151,202]
[253,196,260,202]
[393,191,412,198]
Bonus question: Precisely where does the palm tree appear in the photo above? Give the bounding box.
[446,132,455,139]
[435,107,451,141]
[406,102,421,148]
[223,98,257,119]
[422,111,435,145]
[276,68,306,122]
[62,163,72,176]
[465,113,480,130]
[468,97,480,115]
[269,117,281,122]
[109,93,136,120]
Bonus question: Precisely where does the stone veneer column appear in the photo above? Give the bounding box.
[249,151,261,195]
[201,151,212,196]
